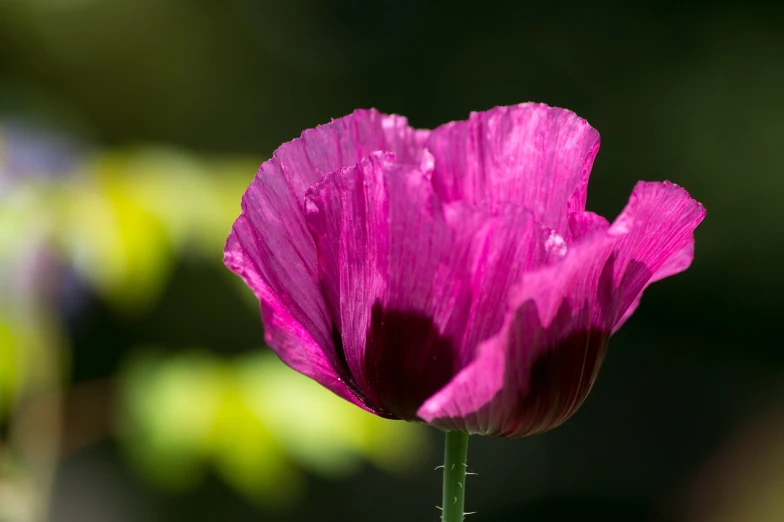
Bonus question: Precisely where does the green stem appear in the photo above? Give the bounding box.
[442,431,469,522]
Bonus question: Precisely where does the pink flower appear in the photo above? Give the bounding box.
[224,104,705,437]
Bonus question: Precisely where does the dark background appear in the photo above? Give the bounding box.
[1,1,782,521]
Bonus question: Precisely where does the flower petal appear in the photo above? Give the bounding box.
[569,211,610,241]
[224,110,426,412]
[225,215,375,411]
[281,110,429,196]
[455,203,554,360]
[305,152,473,419]
[305,152,553,420]
[418,181,705,436]
[612,232,696,332]
[427,103,600,237]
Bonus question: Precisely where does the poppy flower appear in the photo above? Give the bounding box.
[224,104,705,437]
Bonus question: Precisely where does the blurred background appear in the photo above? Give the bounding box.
[1,1,783,521]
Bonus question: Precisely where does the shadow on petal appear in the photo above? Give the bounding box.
[361,302,461,421]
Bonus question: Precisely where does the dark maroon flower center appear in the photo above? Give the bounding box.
[332,302,461,421]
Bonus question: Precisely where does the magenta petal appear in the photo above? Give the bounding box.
[454,203,554,359]
[305,152,475,419]
[418,181,705,436]
[569,211,610,241]
[305,152,553,420]
[611,202,698,331]
[286,110,430,188]
[226,216,372,411]
[427,103,600,237]
[224,110,426,413]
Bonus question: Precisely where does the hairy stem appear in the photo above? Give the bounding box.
[441,431,469,522]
